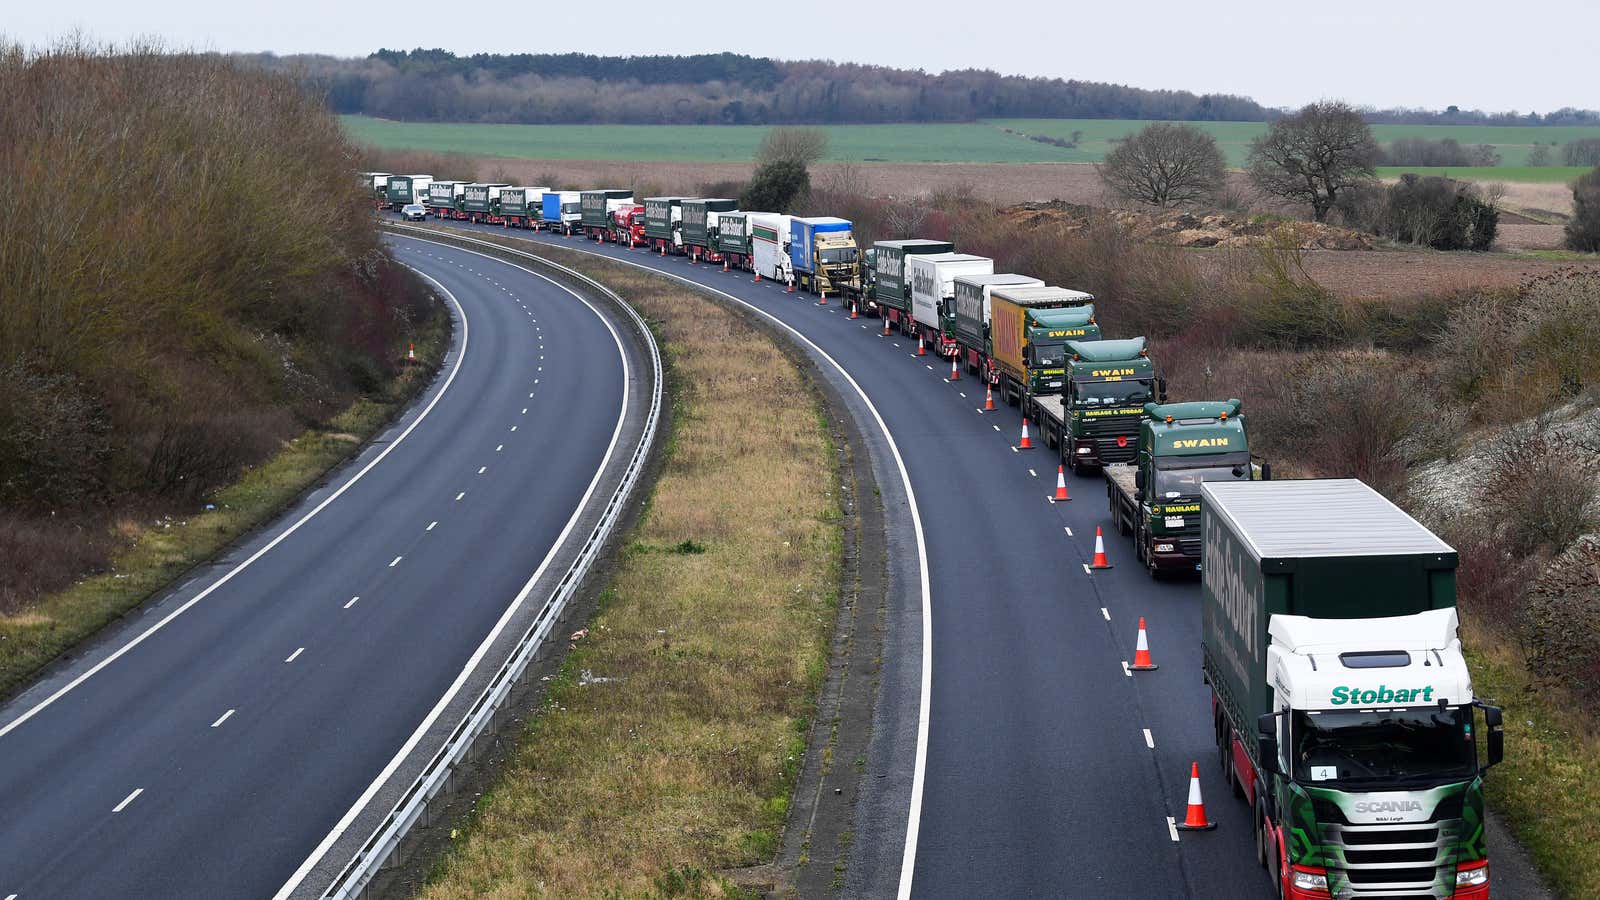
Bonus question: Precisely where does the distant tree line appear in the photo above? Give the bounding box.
[244,50,1270,125]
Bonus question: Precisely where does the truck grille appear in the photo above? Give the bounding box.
[1320,820,1456,899]
[1176,537,1202,557]
[1095,438,1137,464]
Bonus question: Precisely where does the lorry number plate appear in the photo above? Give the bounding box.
[1164,517,1185,528]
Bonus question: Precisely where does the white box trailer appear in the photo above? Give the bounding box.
[750,213,793,283]
[909,253,994,353]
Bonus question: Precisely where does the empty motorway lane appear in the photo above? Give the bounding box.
[0,236,654,899]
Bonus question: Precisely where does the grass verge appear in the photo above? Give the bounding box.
[415,245,840,898]
[0,304,449,698]
[1464,628,1600,898]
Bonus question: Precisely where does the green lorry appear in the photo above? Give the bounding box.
[682,198,738,261]
[870,239,954,333]
[644,197,690,253]
[1105,399,1259,574]
[1031,337,1157,472]
[985,285,1098,406]
[1202,478,1501,900]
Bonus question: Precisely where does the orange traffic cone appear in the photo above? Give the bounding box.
[819,288,827,304]
[1091,527,1115,570]
[754,268,761,283]
[950,356,960,381]
[1177,762,1216,830]
[850,302,859,319]
[917,335,926,356]
[723,259,729,272]
[1131,617,1158,669]
[1018,418,1033,450]
[883,317,892,336]
[1055,465,1070,501]
[984,385,995,411]
[407,342,415,362]
[787,278,794,293]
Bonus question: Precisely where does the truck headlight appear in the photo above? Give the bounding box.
[1290,866,1328,891]
[1076,446,1092,455]
[1456,861,1488,886]
[1154,543,1175,553]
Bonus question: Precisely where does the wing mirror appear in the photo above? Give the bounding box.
[1257,712,1281,775]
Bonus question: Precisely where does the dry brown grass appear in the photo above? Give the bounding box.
[417,244,839,899]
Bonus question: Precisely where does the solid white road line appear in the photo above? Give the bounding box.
[472,234,933,900]
[1143,728,1155,749]
[0,259,470,743]
[344,597,359,609]
[284,648,305,663]
[211,709,235,728]
[275,236,636,900]
[113,788,143,812]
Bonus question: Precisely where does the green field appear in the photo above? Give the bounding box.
[1374,166,1588,183]
[344,114,1600,177]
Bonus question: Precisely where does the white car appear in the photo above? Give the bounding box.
[401,203,427,221]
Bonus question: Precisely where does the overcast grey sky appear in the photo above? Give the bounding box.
[8,0,1596,112]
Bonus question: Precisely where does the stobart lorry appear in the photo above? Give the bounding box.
[644,197,689,253]
[1202,479,1501,900]
[1106,399,1258,574]
[426,180,467,218]
[580,189,633,241]
[986,285,1097,405]
[498,186,549,229]
[461,183,509,223]
[750,213,793,283]
[909,253,993,357]
[790,217,861,298]
[682,198,738,262]
[385,174,433,210]
[871,239,953,333]
[1034,337,1156,472]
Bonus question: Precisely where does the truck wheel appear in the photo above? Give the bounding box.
[1255,800,1269,869]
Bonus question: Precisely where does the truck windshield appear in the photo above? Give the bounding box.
[821,248,858,264]
[1152,454,1251,498]
[1071,378,1151,406]
[1032,343,1066,367]
[1293,707,1476,786]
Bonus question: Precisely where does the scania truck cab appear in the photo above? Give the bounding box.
[1061,337,1156,471]
[1203,479,1502,900]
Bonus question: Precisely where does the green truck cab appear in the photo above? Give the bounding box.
[986,286,1098,404]
[1202,479,1502,900]
[1060,337,1156,471]
[1105,399,1256,574]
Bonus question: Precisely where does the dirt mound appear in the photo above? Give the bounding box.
[1001,201,1374,250]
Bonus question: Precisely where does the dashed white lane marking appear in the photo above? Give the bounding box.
[389,556,403,567]
[522,407,528,414]
[1083,563,1092,574]
[510,425,518,432]
[495,444,503,452]
[477,466,487,474]
[1029,468,1037,477]
[113,788,143,813]
[285,648,305,663]
[344,596,360,609]
[7,891,20,899]
[455,492,465,501]
[1144,728,1155,749]
[1010,446,1019,453]
[1167,817,1181,842]
[924,364,933,370]
[1065,526,1074,537]
[1101,607,1111,621]
[959,392,966,398]
[211,709,236,728]
[426,521,438,532]
[992,424,1001,432]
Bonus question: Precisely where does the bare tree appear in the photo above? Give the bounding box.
[1246,101,1380,221]
[1096,123,1226,207]
[757,126,829,166]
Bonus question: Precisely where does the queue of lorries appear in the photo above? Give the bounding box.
[367,170,1506,899]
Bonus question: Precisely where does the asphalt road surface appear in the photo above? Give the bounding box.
[438,222,1547,900]
[0,237,638,899]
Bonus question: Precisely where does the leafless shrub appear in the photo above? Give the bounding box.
[1481,424,1600,556]
[756,126,828,167]
[1096,122,1226,207]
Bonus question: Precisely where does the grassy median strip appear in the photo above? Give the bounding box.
[0,313,448,698]
[418,246,840,898]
